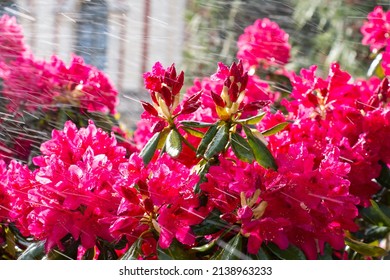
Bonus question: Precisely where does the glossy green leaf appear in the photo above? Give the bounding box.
[191,239,217,252]
[370,200,390,227]
[254,249,271,260]
[230,132,255,163]
[367,52,384,78]
[121,238,142,260]
[139,131,161,165]
[192,209,229,236]
[193,160,211,194]
[182,127,205,138]
[317,243,333,260]
[166,129,182,158]
[82,248,96,260]
[158,239,194,260]
[243,126,277,170]
[212,234,250,260]
[376,161,390,189]
[204,123,229,160]
[261,122,290,136]
[365,226,390,241]
[345,237,388,257]
[237,112,266,125]
[196,124,218,156]
[18,241,46,260]
[180,121,214,128]
[266,243,306,260]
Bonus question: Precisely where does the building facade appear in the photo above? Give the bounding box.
[1,0,187,126]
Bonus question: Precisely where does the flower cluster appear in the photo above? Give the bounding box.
[361,6,390,76]
[237,18,291,70]
[0,14,27,68]
[2,54,118,114]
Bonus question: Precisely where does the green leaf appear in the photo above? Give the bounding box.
[266,243,306,260]
[192,209,229,236]
[230,132,255,163]
[254,249,271,260]
[370,200,390,227]
[212,234,250,260]
[121,238,142,260]
[191,239,217,253]
[4,227,16,258]
[157,239,194,260]
[193,160,211,194]
[166,129,182,158]
[237,112,266,125]
[182,127,205,138]
[367,52,384,78]
[365,226,390,242]
[317,243,333,260]
[204,123,229,160]
[18,241,46,260]
[196,124,218,156]
[82,248,96,260]
[261,122,290,136]
[180,121,214,128]
[243,126,277,170]
[139,131,162,165]
[345,237,388,257]
[376,161,390,189]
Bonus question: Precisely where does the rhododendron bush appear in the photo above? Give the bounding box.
[1,7,390,260]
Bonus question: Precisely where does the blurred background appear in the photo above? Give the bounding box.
[0,0,388,128]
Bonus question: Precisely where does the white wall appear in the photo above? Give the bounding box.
[11,0,186,93]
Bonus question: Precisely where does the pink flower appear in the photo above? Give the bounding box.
[2,54,118,114]
[142,62,199,121]
[0,14,27,65]
[361,6,390,52]
[0,160,11,222]
[202,141,359,259]
[5,160,36,237]
[26,120,127,251]
[111,153,202,249]
[237,18,291,69]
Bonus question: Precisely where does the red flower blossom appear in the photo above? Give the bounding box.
[361,6,390,52]
[25,120,127,251]
[237,18,291,70]
[2,54,118,114]
[0,14,27,65]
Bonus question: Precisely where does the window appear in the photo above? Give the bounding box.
[76,0,108,70]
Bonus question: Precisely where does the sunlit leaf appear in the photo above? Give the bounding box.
[192,209,229,236]
[261,122,290,136]
[182,127,205,138]
[204,123,229,159]
[367,52,384,78]
[345,237,388,257]
[212,234,250,260]
[266,243,306,260]
[196,123,218,156]
[158,239,194,260]
[18,241,46,260]
[230,132,254,163]
[181,121,214,128]
[121,238,142,260]
[191,239,217,252]
[243,126,277,170]
[139,131,162,165]
[237,112,266,125]
[376,161,390,189]
[166,129,182,158]
[370,200,390,227]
